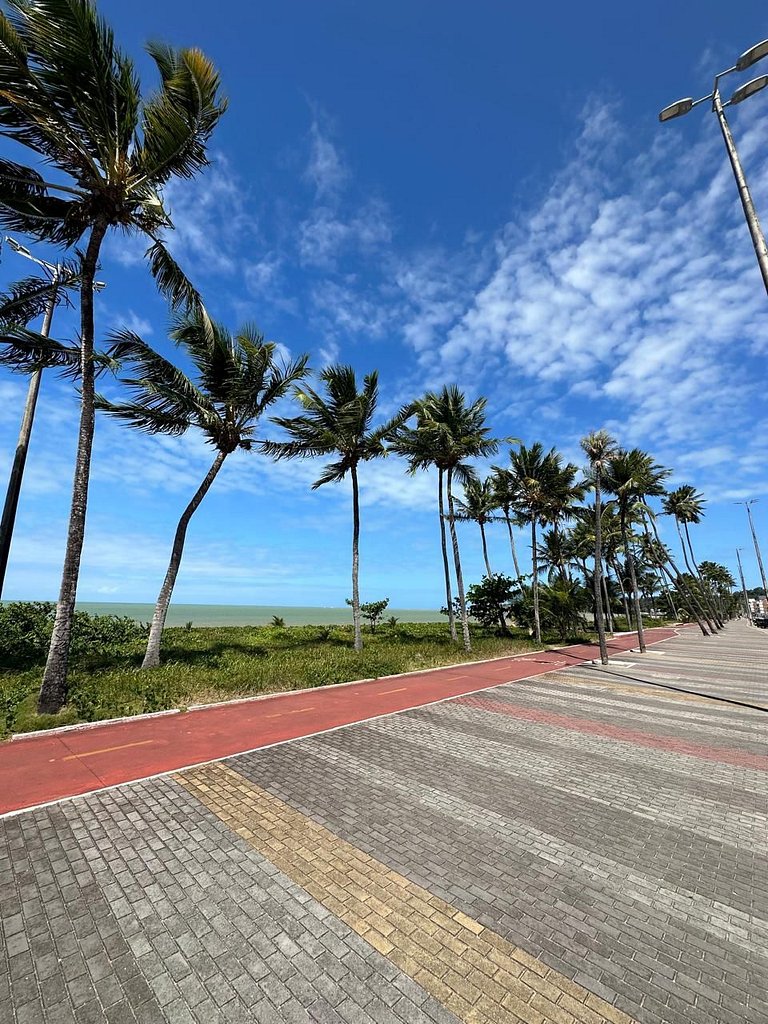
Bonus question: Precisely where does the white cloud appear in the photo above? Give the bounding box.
[306,119,348,199]
[397,100,766,470]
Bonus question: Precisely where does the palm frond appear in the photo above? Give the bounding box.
[0,325,115,376]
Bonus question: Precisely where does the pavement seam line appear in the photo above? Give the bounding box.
[174,760,640,1024]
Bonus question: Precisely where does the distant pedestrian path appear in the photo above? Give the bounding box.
[551,619,768,711]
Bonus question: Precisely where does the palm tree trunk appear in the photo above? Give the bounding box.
[446,468,471,652]
[645,516,710,636]
[593,475,609,664]
[479,521,493,577]
[143,451,227,669]
[620,507,646,653]
[351,462,363,653]
[612,558,632,627]
[438,468,458,642]
[602,564,615,634]
[674,519,719,632]
[684,520,723,628]
[531,518,542,644]
[504,512,522,581]
[38,218,108,714]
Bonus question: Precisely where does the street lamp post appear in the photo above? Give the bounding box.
[659,39,768,297]
[0,239,62,599]
[736,499,768,608]
[735,547,752,623]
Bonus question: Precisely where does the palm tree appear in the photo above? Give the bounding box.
[264,366,411,652]
[507,443,563,644]
[453,477,498,577]
[417,387,498,653]
[537,528,574,584]
[543,460,586,581]
[98,314,308,668]
[0,1,226,713]
[581,430,619,665]
[490,467,523,581]
[662,485,722,628]
[604,449,670,653]
[640,511,713,636]
[390,418,462,642]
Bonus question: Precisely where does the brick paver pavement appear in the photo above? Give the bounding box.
[1,621,766,1023]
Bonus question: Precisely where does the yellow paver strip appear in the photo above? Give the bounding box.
[175,761,638,1024]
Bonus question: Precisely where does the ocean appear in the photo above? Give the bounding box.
[71,603,445,627]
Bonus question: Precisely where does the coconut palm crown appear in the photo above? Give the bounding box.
[98,312,309,668]
[0,0,227,711]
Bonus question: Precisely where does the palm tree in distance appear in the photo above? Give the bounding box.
[662,485,722,628]
[507,443,563,644]
[264,366,412,653]
[490,467,523,581]
[453,477,498,577]
[604,449,670,653]
[98,314,308,668]
[390,417,464,642]
[0,0,227,713]
[417,387,499,653]
[581,429,619,665]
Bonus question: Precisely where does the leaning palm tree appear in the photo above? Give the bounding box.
[581,429,619,665]
[417,387,499,653]
[507,443,563,644]
[603,449,670,653]
[662,485,721,628]
[0,0,226,712]
[453,477,498,577]
[98,314,308,668]
[264,366,412,653]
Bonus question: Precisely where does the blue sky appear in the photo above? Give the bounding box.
[1,0,767,607]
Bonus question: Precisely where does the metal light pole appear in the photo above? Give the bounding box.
[659,39,768,297]
[735,547,752,623]
[736,499,768,607]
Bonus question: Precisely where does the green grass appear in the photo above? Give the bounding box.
[1,621,550,737]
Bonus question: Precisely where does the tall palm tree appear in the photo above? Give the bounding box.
[417,387,498,653]
[0,0,226,713]
[662,485,722,628]
[604,449,669,653]
[98,315,308,668]
[453,476,498,577]
[265,366,411,652]
[490,467,523,581]
[581,430,619,665]
[507,443,563,644]
[390,418,462,642]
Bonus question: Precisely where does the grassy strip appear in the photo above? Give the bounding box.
[1,621,552,737]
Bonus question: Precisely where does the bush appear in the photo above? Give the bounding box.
[0,601,148,669]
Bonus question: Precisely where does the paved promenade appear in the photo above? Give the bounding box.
[1,621,766,1024]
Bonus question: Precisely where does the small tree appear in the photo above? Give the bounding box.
[465,574,516,633]
[349,598,389,633]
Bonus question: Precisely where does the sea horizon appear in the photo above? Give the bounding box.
[4,601,445,627]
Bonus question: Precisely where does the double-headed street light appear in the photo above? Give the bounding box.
[659,38,768,297]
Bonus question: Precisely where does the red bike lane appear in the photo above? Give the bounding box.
[0,628,678,816]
